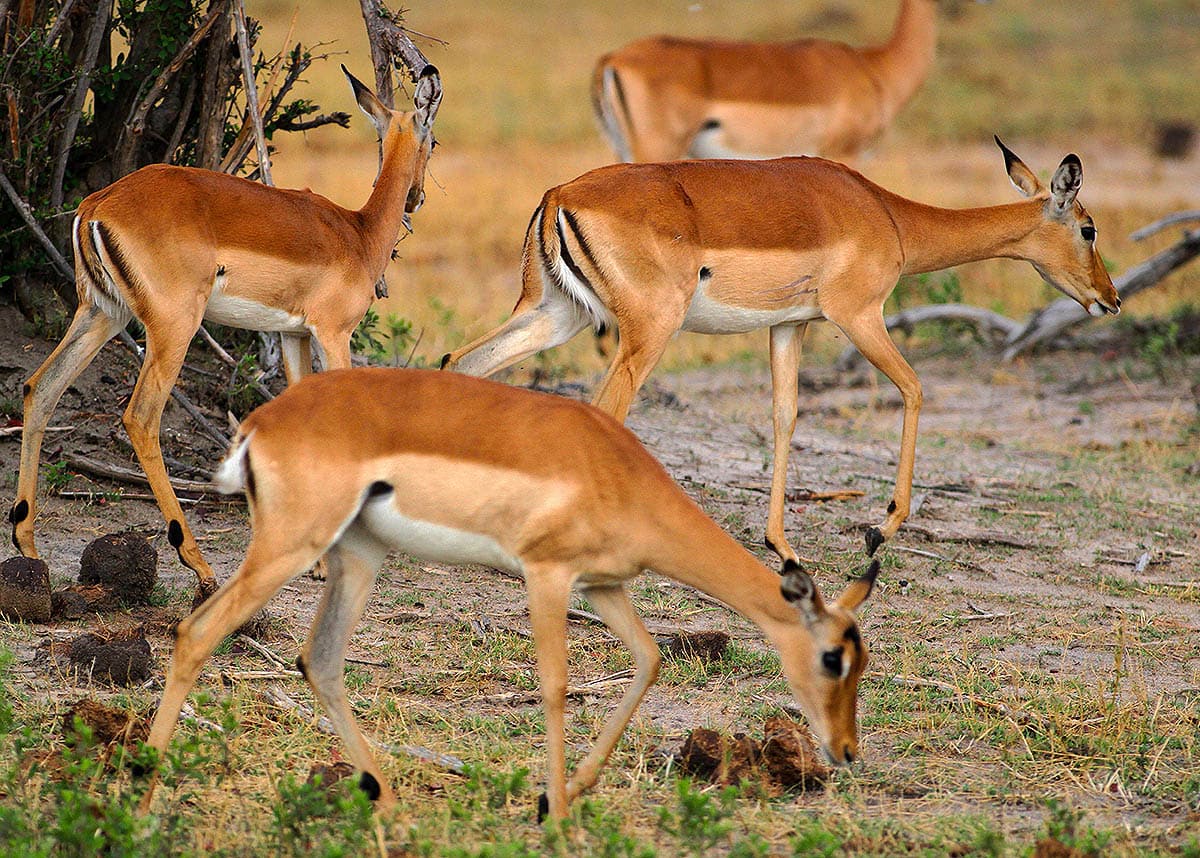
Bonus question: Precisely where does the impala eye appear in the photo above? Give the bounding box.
[821,648,844,677]
[1081,225,1096,242]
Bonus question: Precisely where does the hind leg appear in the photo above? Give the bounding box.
[297,529,392,803]
[12,303,127,557]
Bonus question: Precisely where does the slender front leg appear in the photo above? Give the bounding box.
[834,310,922,554]
[764,323,808,563]
[524,564,573,821]
[12,304,126,558]
[565,584,660,803]
[298,532,392,805]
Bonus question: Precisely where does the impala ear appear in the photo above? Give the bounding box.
[995,135,1042,198]
[343,64,392,139]
[1049,154,1082,214]
[413,65,442,135]
[835,559,880,612]
[781,559,824,624]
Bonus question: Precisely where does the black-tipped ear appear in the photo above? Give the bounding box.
[781,563,823,623]
[995,134,1042,198]
[413,64,442,133]
[343,64,391,138]
[1049,154,1082,213]
[836,559,880,612]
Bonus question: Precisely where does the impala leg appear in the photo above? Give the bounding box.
[565,584,660,803]
[836,311,922,554]
[139,539,320,813]
[765,323,809,564]
[590,320,677,422]
[298,531,393,805]
[123,321,217,592]
[442,291,588,378]
[12,304,126,557]
[525,564,573,822]
[280,333,314,385]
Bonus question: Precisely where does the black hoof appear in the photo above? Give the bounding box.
[358,771,382,801]
[130,757,156,779]
[537,791,549,823]
[865,527,884,556]
[190,578,220,612]
[439,353,452,370]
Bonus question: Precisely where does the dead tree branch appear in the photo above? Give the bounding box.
[1130,211,1200,242]
[1001,227,1200,361]
[49,0,109,210]
[357,0,438,107]
[232,0,271,185]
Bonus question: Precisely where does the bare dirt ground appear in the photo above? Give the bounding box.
[1,300,1198,851]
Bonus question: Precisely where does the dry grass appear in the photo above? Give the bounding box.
[2,2,1198,855]
[254,0,1200,372]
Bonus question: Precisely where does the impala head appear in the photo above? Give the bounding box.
[343,64,442,231]
[995,135,1120,318]
[779,558,879,766]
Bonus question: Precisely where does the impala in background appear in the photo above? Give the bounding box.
[137,369,879,820]
[593,0,986,163]
[442,138,1119,564]
[10,66,441,597]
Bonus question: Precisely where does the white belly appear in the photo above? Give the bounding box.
[681,285,825,334]
[204,289,308,333]
[357,495,524,573]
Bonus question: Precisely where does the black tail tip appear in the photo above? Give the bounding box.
[537,791,549,823]
[358,771,382,801]
[865,527,884,556]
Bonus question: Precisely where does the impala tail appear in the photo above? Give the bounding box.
[591,59,634,163]
[528,200,615,335]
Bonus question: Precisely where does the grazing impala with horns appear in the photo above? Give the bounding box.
[442,138,1120,563]
[10,65,441,597]
[137,369,878,820]
[593,0,985,162]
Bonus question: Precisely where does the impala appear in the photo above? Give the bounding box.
[442,138,1120,563]
[10,65,441,597]
[593,0,981,162]
[138,368,878,820]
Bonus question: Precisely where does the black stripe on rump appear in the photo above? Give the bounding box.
[555,209,596,291]
[93,222,141,293]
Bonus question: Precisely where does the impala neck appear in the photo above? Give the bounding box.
[357,133,418,264]
[862,0,938,119]
[647,497,805,639]
[880,193,1044,275]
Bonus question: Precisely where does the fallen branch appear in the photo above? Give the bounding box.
[834,220,1200,367]
[0,424,72,438]
[63,452,216,496]
[1002,227,1200,361]
[261,683,465,774]
[472,669,634,706]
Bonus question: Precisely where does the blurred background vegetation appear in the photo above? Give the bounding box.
[4,0,1199,373]
[259,0,1200,372]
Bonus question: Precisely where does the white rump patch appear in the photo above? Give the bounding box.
[550,209,615,333]
[85,221,133,321]
[213,432,253,494]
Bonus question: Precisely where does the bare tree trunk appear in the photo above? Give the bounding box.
[196,0,234,170]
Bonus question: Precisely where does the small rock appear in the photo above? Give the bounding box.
[677,727,760,786]
[0,556,52,622]
[62,698,149,747]
[79,533,158,605]
[307,761,355,791]
[68,625,152,686]
[51,584,120,620]
[659,630,730,662]
[760,717,829,789]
